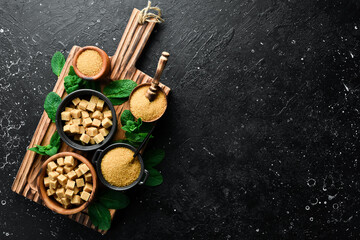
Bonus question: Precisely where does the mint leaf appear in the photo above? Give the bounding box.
[108,97,127,106]
[68,65,76,76]
[64,74,83,94]
[44,92,61,122]
[29,131,61,156]
[99,190,130,210]
[51,51,65,76]
[120,110,134,126]
[144,149,165,168]
[103,80,137,98]
[88,202,111,231]
[145,168,163,186]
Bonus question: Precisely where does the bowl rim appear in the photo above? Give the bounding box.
[72,46,110,81]
[92,143,145,191]
[129,83,168,123]
[55,89,118,152]
[37,152,97,215]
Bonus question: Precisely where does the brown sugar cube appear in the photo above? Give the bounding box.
[94,133,104,144]
[48,171,60,180]
[65,189,74,199]
[56,166,64,174]
[89,138,96,145]
[79,163,90,175]
[102,118,113,128]
[65,119,73,125]
[99,128,109,137]
[92,110,103,120]
[71,195,81,205]
[78,100,88,110]
[75,168,83,177]
[47,188,55,196]
[63,125,71,133]
[66,180,75,190]
[67,170,77,180]
[86,102,96,112]
[92,118,101,128]
[56,188,65,198]
[84,172,92,182]
[64,156,75,166]
[63,165,74,174]
[72,118,81,125]
[70,109,82,118]
[96,99,105,111]
[49,179,57,189]
[86,127,98,137]
[61,197,71,206]
[44,177,50,187]
[57,174,68,185]
[72,97,81,106]
[73,186,80,195]
[79,126,85,134]
[57,158,65,166]
[74,135,81,141]
[83,117,92,127]
[54,196,62,204]
[65,107,74,112]
[103,110,112,119]
[90,95,99,104]
[81,111,90,119]
[47,161,57,171]
[83,183,93,193]
[69,124,80,134]
[79,133,91,144]
[61,111,71,121]
[76,178,85,188]
[80,191,90,201]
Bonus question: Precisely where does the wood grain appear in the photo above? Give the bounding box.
[11,8,170,235]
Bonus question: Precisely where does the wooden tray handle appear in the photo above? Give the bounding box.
[146,51,170,101]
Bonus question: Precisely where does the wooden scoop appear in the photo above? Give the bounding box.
[145,51,170,101]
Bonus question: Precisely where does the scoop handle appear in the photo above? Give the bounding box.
[145,51,170,101]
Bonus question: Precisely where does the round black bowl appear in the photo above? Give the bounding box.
[55,89,117,151]
[92,143,149,191]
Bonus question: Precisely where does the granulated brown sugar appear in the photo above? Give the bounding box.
[76,50,103,77]
[100,147,141,187]
[129,85,167,121]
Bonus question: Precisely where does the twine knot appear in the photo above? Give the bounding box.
[138,1,164,25]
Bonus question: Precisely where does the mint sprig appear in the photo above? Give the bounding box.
[29,131,61,156]
[103,80,137,106]
[64,66,101,94]
[44,92,62,122]
[143,149,165,186]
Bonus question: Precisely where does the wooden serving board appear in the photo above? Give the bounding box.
[11,8,170,235]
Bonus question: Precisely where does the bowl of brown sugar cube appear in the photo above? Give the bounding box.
[37,152,97,215]
[55,89,117,151]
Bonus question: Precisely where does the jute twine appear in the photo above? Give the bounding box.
[138,1,164,25]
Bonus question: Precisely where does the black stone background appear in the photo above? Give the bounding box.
[1,0,360,239]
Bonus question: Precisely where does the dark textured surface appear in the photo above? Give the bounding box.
[1,0,360,239]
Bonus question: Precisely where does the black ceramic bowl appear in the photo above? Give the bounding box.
[92,143,149,191]
[55,89,117,151]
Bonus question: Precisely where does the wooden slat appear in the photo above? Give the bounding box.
[12,8,171,235]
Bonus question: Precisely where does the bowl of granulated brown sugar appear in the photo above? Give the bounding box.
[73,46,111,81]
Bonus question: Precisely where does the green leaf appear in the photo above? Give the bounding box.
[108,97,127,106]
[83,80,101,92]
[144,149,165,168]
[99,190,130,210]
[145,168,163,186]
[120,110,134,126]
[50,131,60,148]
[45,146,58,156]
[51,51,65,76]
[29,147,44,155]
[88,202,111,230]
[44,92,62,122]
[64,75,83,94]
[103,80,137,98]
[68,66,76,76]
